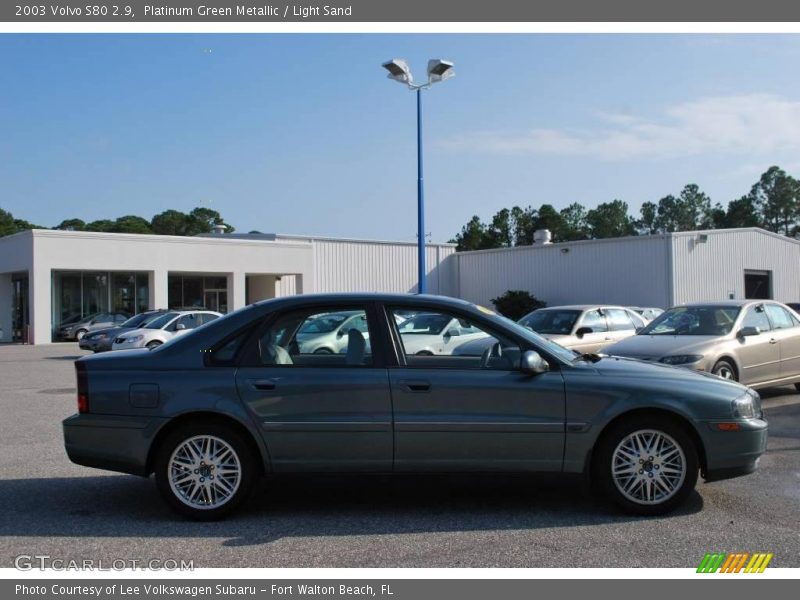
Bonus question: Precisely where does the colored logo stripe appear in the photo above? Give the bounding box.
[697,553,773,573]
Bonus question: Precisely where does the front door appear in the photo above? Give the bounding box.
[737,304,780,385]
[386,306,566,472]
[235,304,393,472]
[572,309,612,353]
[764,303,800,380]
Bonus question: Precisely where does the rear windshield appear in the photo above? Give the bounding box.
[640,306,741,336]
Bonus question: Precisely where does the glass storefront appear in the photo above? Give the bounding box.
[168,275,229,313]
[51,270,149,340]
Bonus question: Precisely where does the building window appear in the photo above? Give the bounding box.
[167,274,229,313]
[744,270,772,300]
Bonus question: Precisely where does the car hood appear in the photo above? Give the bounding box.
[115,327,154,339]
[86,326,132,338]
[577,354,747,397]
[604,334,721,360]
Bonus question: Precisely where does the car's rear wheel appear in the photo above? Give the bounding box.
[711,359,737,381]
[154,423,256,520]
[75,329,88,340]
[594,416,699,515]
[146,340,162,350]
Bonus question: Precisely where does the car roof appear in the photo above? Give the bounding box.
[254,293,477,309]
[678,300,782,308]
[536,304,632,311]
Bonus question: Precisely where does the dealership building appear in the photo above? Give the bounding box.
[0,226,797,344]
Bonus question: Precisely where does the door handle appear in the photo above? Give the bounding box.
[769,338,778,345]
[399,379,431,392]
[249,379,276,391]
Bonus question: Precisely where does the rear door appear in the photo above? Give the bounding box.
[234,303,393,472]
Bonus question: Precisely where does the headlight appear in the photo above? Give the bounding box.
[659,354,704,365]
[127,335,143,343]
[732,390,761,419]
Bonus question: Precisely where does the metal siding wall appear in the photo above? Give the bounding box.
[456,237,671,309]
[670,230,800,304]
[310,240,457,295]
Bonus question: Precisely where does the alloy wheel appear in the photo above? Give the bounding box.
[611,429,686,505]
[168,435,241,510]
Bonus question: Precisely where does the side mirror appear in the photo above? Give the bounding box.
[176,323,186,331]
[575,326,593,338]
[520,350,549,376]
[336,329,346,338]
[445,327,461,338]
[738,326,760,338]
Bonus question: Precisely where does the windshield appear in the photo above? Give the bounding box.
[298,313,353,334]
[121,312,160,328]
[144,312,180,330]
[398,313,452,335]
[519,309,581,335]
[640,305,741,336]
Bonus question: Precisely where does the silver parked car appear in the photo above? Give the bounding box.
[58,312,130,341]
[605,300,800,390]
[294,311,371,354]
[518,305,646,354]
[63,293,766,520]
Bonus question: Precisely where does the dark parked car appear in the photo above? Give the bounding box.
[79,310,168,353]
[63,294,767,520]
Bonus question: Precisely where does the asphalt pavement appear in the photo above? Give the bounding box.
[1,344,798,568]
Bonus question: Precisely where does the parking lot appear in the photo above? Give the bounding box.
[1,343,798,568]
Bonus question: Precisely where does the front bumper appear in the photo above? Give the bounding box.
[79,338,111,352]
[700,417,768,482]
[63,413,168,476]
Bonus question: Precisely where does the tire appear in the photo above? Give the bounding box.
[75,329,88,341]
[593,415,699,516]
[313,348,333,355]
[711,359,737,381]
[146,340,162,350]
[416,350,434,356]
[154,422,257,520]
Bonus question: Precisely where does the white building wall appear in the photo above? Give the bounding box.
[0,232,33,343]
[670,229,800,304]
[455,236,672,309]
[291,237,458,295]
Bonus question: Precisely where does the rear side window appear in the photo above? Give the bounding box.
[765,304,797,330]
[606,309,636,331]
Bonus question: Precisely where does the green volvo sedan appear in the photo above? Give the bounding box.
[63,294,767,520]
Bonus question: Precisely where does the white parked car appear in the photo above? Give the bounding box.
[111,310,221,351]
[396,312,490,355]
[295,311,371,354]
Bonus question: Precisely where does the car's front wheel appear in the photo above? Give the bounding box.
[711,359,737,381]
[154,423,257,520]
[75,329,88,340]
[146,340,162,350]
[594,416,699,515]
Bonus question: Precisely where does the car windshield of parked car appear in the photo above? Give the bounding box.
[639,306,741,336]
[298,313,351,334]
[479,310,579,363]
[121,313,157,328]
[397,313,452,335]
[144,312,180,330]
[518,309,581,335]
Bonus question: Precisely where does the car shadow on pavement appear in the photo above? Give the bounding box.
[0,472,703,548]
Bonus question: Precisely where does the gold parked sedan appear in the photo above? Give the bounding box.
[605,300,800,389]
[517,305,646,354]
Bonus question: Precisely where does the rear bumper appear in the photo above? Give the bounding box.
[700,418,768,482]
[63,413,167,476]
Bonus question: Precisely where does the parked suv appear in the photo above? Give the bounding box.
[111,310,221,351]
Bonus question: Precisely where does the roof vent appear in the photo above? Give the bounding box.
[211,224,226,235]
[533,229,552,245]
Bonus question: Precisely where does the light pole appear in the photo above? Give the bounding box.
[382,58,455,294]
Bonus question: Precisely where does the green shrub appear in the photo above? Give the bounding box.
[491,290,547,321]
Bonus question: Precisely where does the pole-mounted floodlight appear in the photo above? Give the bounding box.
[382,59,413,85]
[381,58,455,294]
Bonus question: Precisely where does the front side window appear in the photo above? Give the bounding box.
[256,307,373,367]
[765,304,797,330]
[146,312,180,330]
[741,305,771,333]
[389,307,519,371]
[580,310,609,333]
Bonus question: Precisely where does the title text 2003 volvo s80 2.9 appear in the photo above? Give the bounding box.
[63,294,767,520]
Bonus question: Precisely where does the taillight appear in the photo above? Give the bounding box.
[76,361,89,414]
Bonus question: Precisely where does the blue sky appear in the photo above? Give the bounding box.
[3,34,800,242]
